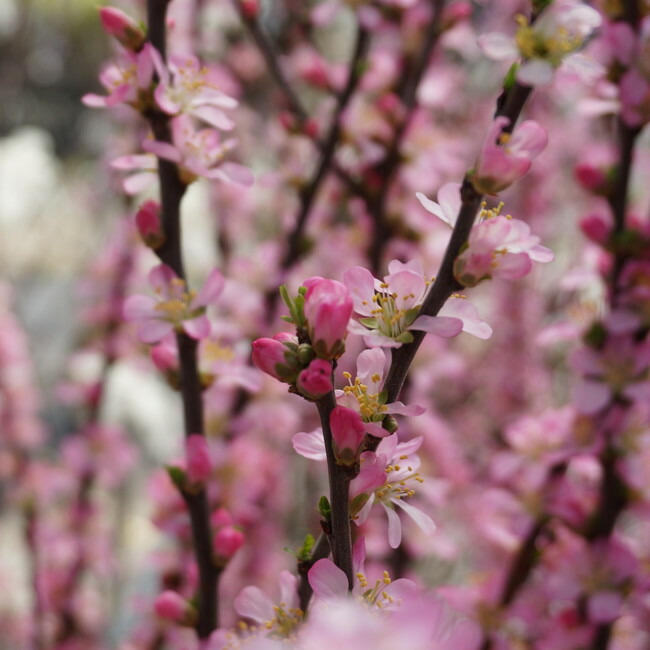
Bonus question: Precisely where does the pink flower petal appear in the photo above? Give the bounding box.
[308,559,348,599]
[292,430,327,461]
[410,315,463,338]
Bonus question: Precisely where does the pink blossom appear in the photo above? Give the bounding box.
[350,434,436,548]
[297,358,333,399]
[302,277,353,359]
[123,264,224,343]
[472,117,548,194]
[251,332,300,383]
[308,538,417,608]
[186,434,211,484]
[478,1,602,86]
[98,7,145,51]
[330,405,367,465]
[135,200,164,249]
[337,347,425,434]
[454,213,554,287]
[154,590,193,624]
[112,116,254,193]
[143,116,254,186]
[151,50,239,130]
[213,525,245,560]
[82,44,155,111]
[234,571,301,634]
[343,260,490,347]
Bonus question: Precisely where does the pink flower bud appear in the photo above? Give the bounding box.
[330,406,366,466]
[211,507,234,529]
[240,0,259,19]
[575,163,609,194]
[213,525,245,561]
[186,435,211,484]
[297,359,333,399]
[154,590,193,624]
[151,340,178,372]
[98,7,146,51]
[135,200,165,249]
[580,213,612,245]
[251,332,299,382]
[302,278,353,359]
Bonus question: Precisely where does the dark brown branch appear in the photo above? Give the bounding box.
[316,392,356,589]
[145,0,220,638]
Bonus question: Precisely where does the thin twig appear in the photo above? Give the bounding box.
[146,0,220,637]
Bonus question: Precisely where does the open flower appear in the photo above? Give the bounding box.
[233,571,302,638]
[350,434,436,548]
[82,44,156,111]
[337,347,425,436]
[472,117,547,195]
[151,50,239,130]
[308,537,417,609]
[343,260,491,347]
[112,116,253,193]
[123,264,224,343]
[478,0,602,86]
[343,260,462,347]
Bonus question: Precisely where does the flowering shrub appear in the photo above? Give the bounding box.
[4,0,650,649]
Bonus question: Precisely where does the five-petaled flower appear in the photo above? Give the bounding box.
[478,0,602,86]
[123,264,224,343]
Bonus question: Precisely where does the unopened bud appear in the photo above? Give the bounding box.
[99,7,146,51]
[154,590,196,625]
[297,359,333,400]
[213,525,245,564]
[186,435,211,485]
[135,200,165,250]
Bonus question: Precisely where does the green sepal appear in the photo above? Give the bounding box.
[404,307,420,326]
[383,415,398,434]
[281,315,294,323]
[279,285,300,325]
[504,62,519,90]
[166,465,187,490]
[349,493,370,517]
[583,321,607,349]
[359,317,378,328]
[395,331,414,344]
[297,344,316,365]
[377,390,388,406]
[318,496,332,522]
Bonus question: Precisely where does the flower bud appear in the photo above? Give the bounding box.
[211,507,234,529]
[240,0,259,19]
[297,359,333,400]
[251,333,300,383]
[135,200,165,249]
[330,406,366,466]
[213,525,245,564]
[154,590,196,625]
[98,7,146,51]
[186,435,211,485]
[580,213,612,245]
[151,340,180,388]
[302,277,353,360]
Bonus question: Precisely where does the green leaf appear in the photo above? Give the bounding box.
[318,496,331,522]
